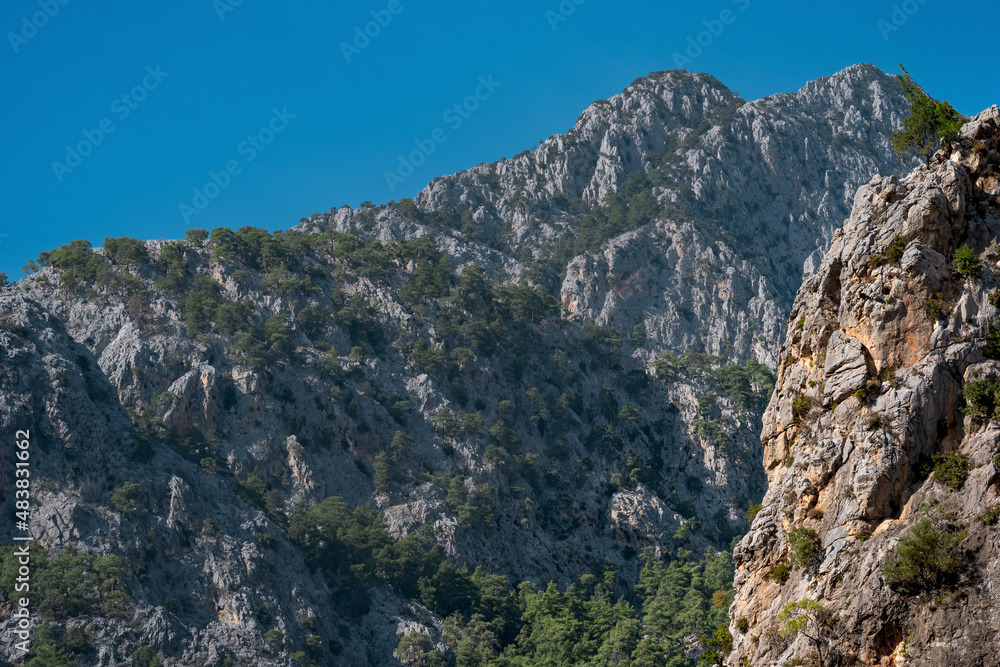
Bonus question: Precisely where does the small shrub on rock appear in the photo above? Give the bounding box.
[110,482,141,515]
[923,297,951,322]
[789,527,820,569]
[952,244,981,278]
[962,380,1000,426]
[769,562,791,584]
[932,451,970,490]
[984,321,1000,360]
[792,394,812,425]
[978,503,1000,527]
[883,516,961,594]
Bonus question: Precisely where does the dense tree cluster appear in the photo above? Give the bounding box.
[286,494,737,666]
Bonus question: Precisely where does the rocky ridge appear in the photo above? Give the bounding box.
[729,107,1000,666]
[0,64,914,667]
[306,64,912,368]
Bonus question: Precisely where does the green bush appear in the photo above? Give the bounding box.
[396,632,447,667]
[883,516,961,594]
[185,228,209,245]
[373,452,392,493]
[698,624,733,665]
[296,305,329,339]
[36,239,113,292]
[962,380,1000,426]
[990,289,1000,308]
[932,451,970,489]
[792,393,812,424]
[214,300,254,336]
[255,532,278,548]
[924,297,951,322]
[181,276,222,334]
[746,503,763,523]
[317,348,342,379]
[264,313,295,359]
[110,482,141,515]
[103,237,149,267]
[769,562,791,584]
[952,244,981,278]
[788,527,819,569]
[153,242,189,293]
[265,628,284,648]
[869,235,908,267]
[978,503,1000,527]
[885,235,908,264]
[290,651,318,667]
[131,647,163,667]
[985,321,1000,360]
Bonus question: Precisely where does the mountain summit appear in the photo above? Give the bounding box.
[0,65,912,666]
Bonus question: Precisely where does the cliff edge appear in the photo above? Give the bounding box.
[730,107,1000,666]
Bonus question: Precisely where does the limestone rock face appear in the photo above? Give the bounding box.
[303,64,911,369]
[729,106,1000,667]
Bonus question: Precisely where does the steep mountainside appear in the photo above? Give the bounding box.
[0,64,911,667]
[306,64,909,369]
[729,107,1000,666]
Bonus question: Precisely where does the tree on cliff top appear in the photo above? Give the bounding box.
[891,64,965,165]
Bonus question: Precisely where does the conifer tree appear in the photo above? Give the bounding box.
[891,65,965,165]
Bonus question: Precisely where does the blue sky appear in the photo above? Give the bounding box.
[1,0,997,278]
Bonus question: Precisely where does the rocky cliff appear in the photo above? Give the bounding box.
[729,107,1000,666]
[0,64,914,667]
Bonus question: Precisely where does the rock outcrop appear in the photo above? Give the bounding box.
[729,107,1000,666]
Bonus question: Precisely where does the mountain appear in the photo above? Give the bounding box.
[0,64,910,666]
[729,106,1000,666]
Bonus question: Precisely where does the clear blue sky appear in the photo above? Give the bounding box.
[1,0,997,278]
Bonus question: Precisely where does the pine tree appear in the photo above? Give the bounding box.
[891,64,965,165]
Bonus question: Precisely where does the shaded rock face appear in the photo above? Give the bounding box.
[0,294,382,667]
[0,65,913,667]
[729,107,1000,667]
